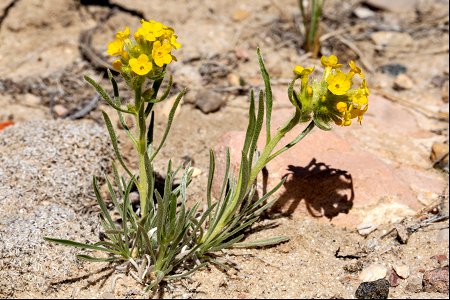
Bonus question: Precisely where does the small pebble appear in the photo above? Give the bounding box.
[377,64,407,76]
[53,104,69,117]
[353,6,376,18]
[431,254,448,266]
[195,90,227,114]
[393,264,410,279]
[190,167,202,178]
[232,9,250,21]
[423,266,449,293]
[355,279,389,299]
[357,222,378,236]
[393,74,414,90]
[359,263,387,282]
[388,269,400,287]
[405,276,423,293]
[23,93,41,106]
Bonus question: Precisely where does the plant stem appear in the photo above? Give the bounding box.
[200,110,303,246]
[135,86,149,218]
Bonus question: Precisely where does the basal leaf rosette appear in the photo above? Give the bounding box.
[107,20,181,81]
[292,55,369,130]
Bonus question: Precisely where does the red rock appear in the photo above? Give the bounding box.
[212,91,447,228]
[431,254,448,265]
[423,267,449,293]
[388,269,400,287]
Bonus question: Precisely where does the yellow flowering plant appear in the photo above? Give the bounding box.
[45,20,369,291]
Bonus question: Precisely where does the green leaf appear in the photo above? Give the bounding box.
[84,75,131,113]
[102,111,133,177]
[249,90,265,166]
[313,115,332,131]
[43,237,119,254]
[243,89,256,156]
[147,110,155,147]
[76,254,118,262]
[93,176,116,230]
[257,48,273,145]
[206,149,215,208]
[149,75,173,103]
[232,236,290,248]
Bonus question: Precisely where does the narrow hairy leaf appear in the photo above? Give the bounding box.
[43,237,119,254]
[207,149,215,208]
[93,176,116,229]
[243,89,256,155]
[248,90,265,166]
[76,254,118,262]
[85,75,130,113]
[257,48,273,145]
[102,111,133,177]
[232,236,290,248]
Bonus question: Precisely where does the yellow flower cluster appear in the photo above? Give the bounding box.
[107,20,181,77]
[292,55,369,128]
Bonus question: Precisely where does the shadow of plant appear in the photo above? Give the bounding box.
[268,158,354,219]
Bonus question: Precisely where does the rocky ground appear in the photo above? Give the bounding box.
[0,0,448,298]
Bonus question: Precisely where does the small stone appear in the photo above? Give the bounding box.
[371,32,413,49]
[377,64,407,76]
[344,261,364,273]
[431,254,448,266]
[232,9,250,21]
[393,264,410,279]
[430,142,449,172]
[388,269,400,287]
[357,222,378,236]
[227,73,241,87]
[190,167,202,178]
[436,228,449,244]
[363,0,417,13]
[355,279,389,299]
[405,276,423,293]
[53,104,68,117]
[359,264,388,282]
[393,74,414,90]
[395,224,410,244]
[441,81,449,103]
[195,90,226,114]
[23,93,41,106]
[354,6,376,19]
[423,266,449,293]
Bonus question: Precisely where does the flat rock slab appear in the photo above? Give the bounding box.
[213,92,447,228]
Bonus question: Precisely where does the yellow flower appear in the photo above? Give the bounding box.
[112,59,122,71]
[169,35,182,49]
[293,65,314,76]
[152,41,173,67]
[326,71,351,95]
[138,20,165,42]
[129,54,153,75]
[116,26,130,40]
[336,102,347,113]
[351,89,368,108]
[348,60,364,78]
[320,55,342,69]
[107,39,124,56]
[361,79,370,96]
